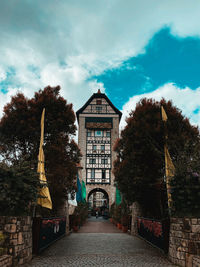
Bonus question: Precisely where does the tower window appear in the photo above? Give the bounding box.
[87,130,91,137]
[106,131,110,137]
[96,106,102,113]
[93,145,97,152]
[89,158,96,164]
[101,158,108,164]
[96,99,102,105]
[91,169,95,179]
[101,145,105,152]
[95,130,103,137]
[102,169,106,179]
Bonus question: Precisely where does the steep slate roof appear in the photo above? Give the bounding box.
[76,90,122,122]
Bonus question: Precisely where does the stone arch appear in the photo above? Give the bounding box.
[87,187,109,210]
[88,188,109,202]
[86,184,115,210]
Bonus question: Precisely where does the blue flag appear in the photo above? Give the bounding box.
[116,186,122,205]
[81,181,86,202]
[76,174,83,203]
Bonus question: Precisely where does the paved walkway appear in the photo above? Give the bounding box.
[27,217,176,267]
[78,216,122,233]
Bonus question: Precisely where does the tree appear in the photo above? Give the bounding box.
[0,86,81,214]
[0,160,39,216]
[114,98,199,218]
[170,138,200,217]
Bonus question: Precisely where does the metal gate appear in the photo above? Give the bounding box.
[137,217,169,252]
[32,217,66,254]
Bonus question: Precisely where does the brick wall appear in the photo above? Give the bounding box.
[169,217,200,267]
[0,216,32,266]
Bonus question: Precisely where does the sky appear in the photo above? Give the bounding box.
[0,0,200,131]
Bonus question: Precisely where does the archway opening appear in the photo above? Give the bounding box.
[88,188,109,218]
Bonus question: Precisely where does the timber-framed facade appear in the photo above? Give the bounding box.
[76,89,122,208]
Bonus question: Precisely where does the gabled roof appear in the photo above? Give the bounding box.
[76,90,122,122]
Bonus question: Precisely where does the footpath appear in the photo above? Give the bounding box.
[26,217,176,266]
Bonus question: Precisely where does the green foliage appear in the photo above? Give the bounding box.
[0,231,6,256]
[114,98,199,218]
[170,139,200,217]
[121,199,130,217]
[0,86,81,214]
[109,203,115,218]
[112,204,122,223]
[110,200,130,225]
[0,161,39,216]
[120,199,130,226]
[0,231,5,246]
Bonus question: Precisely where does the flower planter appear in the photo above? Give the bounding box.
[73,226,78,232]
[122,225,128,233]
[117,223,122,229]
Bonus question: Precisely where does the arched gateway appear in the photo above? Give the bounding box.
[76,89,122,211]
[88,188,109,215]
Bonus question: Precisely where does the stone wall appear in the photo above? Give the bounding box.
[0,216,32,266]
[169,217,200,267]
[192,256,200,267]
[0,255,12,267]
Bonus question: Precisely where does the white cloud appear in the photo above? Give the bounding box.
[0,66,6,82]
[1,0,200,121]
[121,83,200,130]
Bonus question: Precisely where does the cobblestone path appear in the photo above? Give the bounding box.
[27,217,176,267]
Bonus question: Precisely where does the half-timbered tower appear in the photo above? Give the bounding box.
[76,89,122,210]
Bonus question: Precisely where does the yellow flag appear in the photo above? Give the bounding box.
[37,108,52,209]
[161,106,168,121]
[164,145,175,178]
[164,145,175,208]
[161,106,174,209]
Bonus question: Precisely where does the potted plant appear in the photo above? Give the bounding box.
[109,203,115,223]
[116,204,122,229]
[121,216,129,232]
[121,199,130,233]
[72,215,79,232]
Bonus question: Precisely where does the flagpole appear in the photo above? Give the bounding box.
[33,205,36,217]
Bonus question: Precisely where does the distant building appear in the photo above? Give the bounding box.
[76,89,122,209]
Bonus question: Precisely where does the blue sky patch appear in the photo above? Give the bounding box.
[93,27,200,109]
[0,67,16,94]
[27,65,40,79]
[193,108,200,114]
